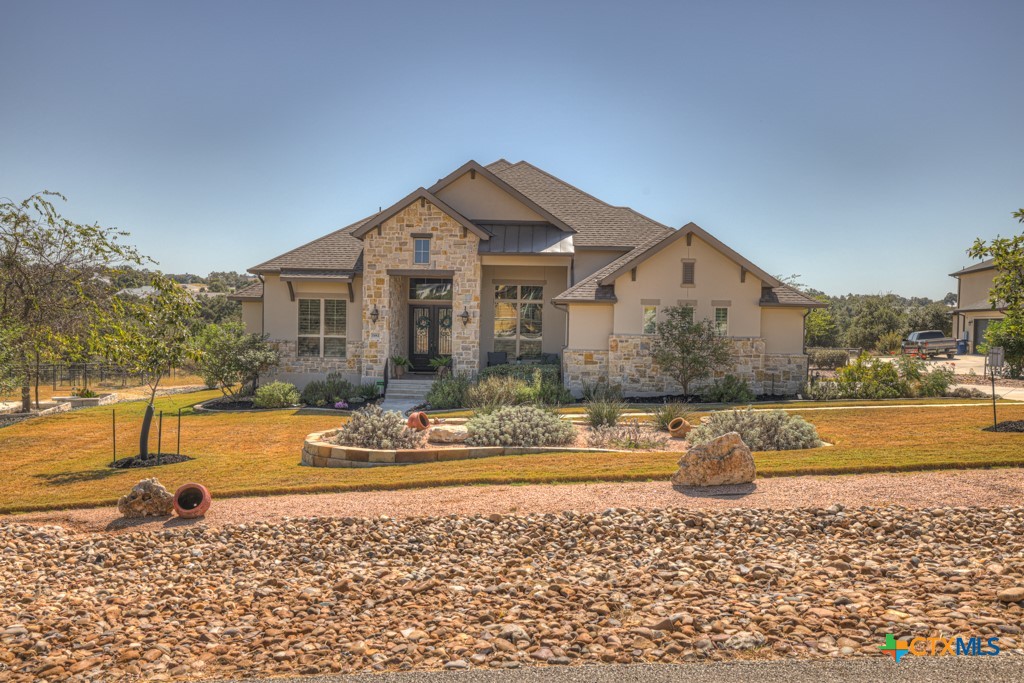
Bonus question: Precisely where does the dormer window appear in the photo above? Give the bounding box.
[414,238,431,264]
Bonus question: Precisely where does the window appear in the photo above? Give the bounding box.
[715,307,729,335]
[409,278,452,300]
[297,299,347,358]
[414,238,430,264]
[493,284,543,358]
[681,260,696,286]
[642,305,658,334]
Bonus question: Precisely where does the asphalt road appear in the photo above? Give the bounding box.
[230,658,1024,683]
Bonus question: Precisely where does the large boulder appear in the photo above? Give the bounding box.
[428,425,469,444]
[671,432,755,486]
[117,478,174,518]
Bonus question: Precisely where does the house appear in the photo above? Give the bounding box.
[950,259,1004,353]
[229,159,822,396]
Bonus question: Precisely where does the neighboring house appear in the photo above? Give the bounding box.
[230,159,821,396]
[950,259,1005,353]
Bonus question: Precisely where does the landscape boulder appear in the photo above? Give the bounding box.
[117,478,174,518]
[671,432,756,486]
[428,425,469,444]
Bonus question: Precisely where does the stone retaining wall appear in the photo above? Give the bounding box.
[564,335,808,397]
[302,430,607,468]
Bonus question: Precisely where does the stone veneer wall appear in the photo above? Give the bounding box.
[270,339,363,378]
[361,201,482,381]
[563,335,807,396]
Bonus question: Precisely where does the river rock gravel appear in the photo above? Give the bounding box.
[2,505,1024,681]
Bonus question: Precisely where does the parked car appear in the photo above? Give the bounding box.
[901,330,957,359]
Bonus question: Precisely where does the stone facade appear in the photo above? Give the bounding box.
[564,335,808,397]
[361,201,482,381]
[271,339,363,378]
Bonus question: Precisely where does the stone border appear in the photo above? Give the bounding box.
[51,393,117,409]
[302,429,613,467]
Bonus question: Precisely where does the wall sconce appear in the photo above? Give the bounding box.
[370,305,380,323]
[459,307,471,326]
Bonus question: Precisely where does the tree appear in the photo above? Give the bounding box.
[969,209,1024,378]
[844,295,907,350]
[805,296,840,347]
[97,275,197,457]
[906,301,953,336]
[652,307,733,397]
[193,295,241,328]
[0,320,23,396]
[192,322,280,397]
[1,192,144,411]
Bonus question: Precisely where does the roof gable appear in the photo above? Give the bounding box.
[429,161,575,233]
[350,188,490,241]
[598,222,782,288]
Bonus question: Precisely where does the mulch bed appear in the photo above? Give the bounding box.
[200,399,258,411]
[983,421,1024,433]
[110,454,194,469]
[957,374,1024,388]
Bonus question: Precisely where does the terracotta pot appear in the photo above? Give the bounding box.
[667,417,692,439]
[173,482,212,519]
[407,411,430,431]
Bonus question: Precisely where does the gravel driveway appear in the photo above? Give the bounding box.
[12,468,1024,534]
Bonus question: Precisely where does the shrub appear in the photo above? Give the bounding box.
[875,330,905,355]
[805,379,842,401]
[808,348,850,370]
[587,419,669,449]
[333,405,425,450]
[584,399,626,428]
[835,354,906,399]
[300,381,332,407]
[466,375,532,413]
[532,379,574,406]
[651,402,690,432]
[689,408,821,451]
[357,382,380,400]
[192,322,280,397]
[580,381,623,402]
[425,373,471,410]
[465,405,575,447]
[301,375,358,407]
[252,381,300,408]
[478,364,560,384]
[703,374,755,403]
[946,386,987,399]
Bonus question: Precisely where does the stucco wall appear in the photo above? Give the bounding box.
[566,304,613,349]
[479,264,568,366]
[573,249,629,283]
[958,269,996,310]
[435,172,545,221]
[610,234,765,336]
[360,200,482,381]
[760,307,805,354]
[241,301,262,333]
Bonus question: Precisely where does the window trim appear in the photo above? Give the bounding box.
[297,298,347,358]
[493,284,544,359]
[413,238,431,265]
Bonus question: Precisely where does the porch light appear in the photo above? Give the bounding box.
[459,307,471,326]
[370,305,380,323]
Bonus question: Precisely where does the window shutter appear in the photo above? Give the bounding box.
[682,261,695,285]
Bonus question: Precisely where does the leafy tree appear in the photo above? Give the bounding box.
[193,295,241,328]
[844,295,907,350]
[969,209,1024,378]
[192,322,280,397]
[97,275,197,457]
[906,301,953,336]
[1,192,143,411]
[0,320,23,395]
[942,291,958,306]
[652,307,733,397]
[805,295,840,347]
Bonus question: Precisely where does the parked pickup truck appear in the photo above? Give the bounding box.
[900,330,957,359]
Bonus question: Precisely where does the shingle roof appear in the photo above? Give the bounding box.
[487,161,673,248]
[552,231,669,303]
[249,217,369,273]
[227,280,264,301]
[759,284,827,308]
[949,258,995,277]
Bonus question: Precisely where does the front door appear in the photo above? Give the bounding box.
[409,304,453,371]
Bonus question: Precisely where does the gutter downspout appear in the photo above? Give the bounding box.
[257,274,266,336]
[802,309,811,392]
[552,300,570,381]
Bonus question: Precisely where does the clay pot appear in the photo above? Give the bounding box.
[173,482,212,519]
[407,411,430,431]
[667,417,692,439]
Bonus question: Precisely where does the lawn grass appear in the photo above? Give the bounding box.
[1,391,1023,514]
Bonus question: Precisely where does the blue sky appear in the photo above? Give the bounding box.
[1,0,1021,298]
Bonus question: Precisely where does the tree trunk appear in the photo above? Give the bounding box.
[20,383,30,413]
[139,403,154,458]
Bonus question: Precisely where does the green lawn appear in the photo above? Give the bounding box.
[1,391,1022,514]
